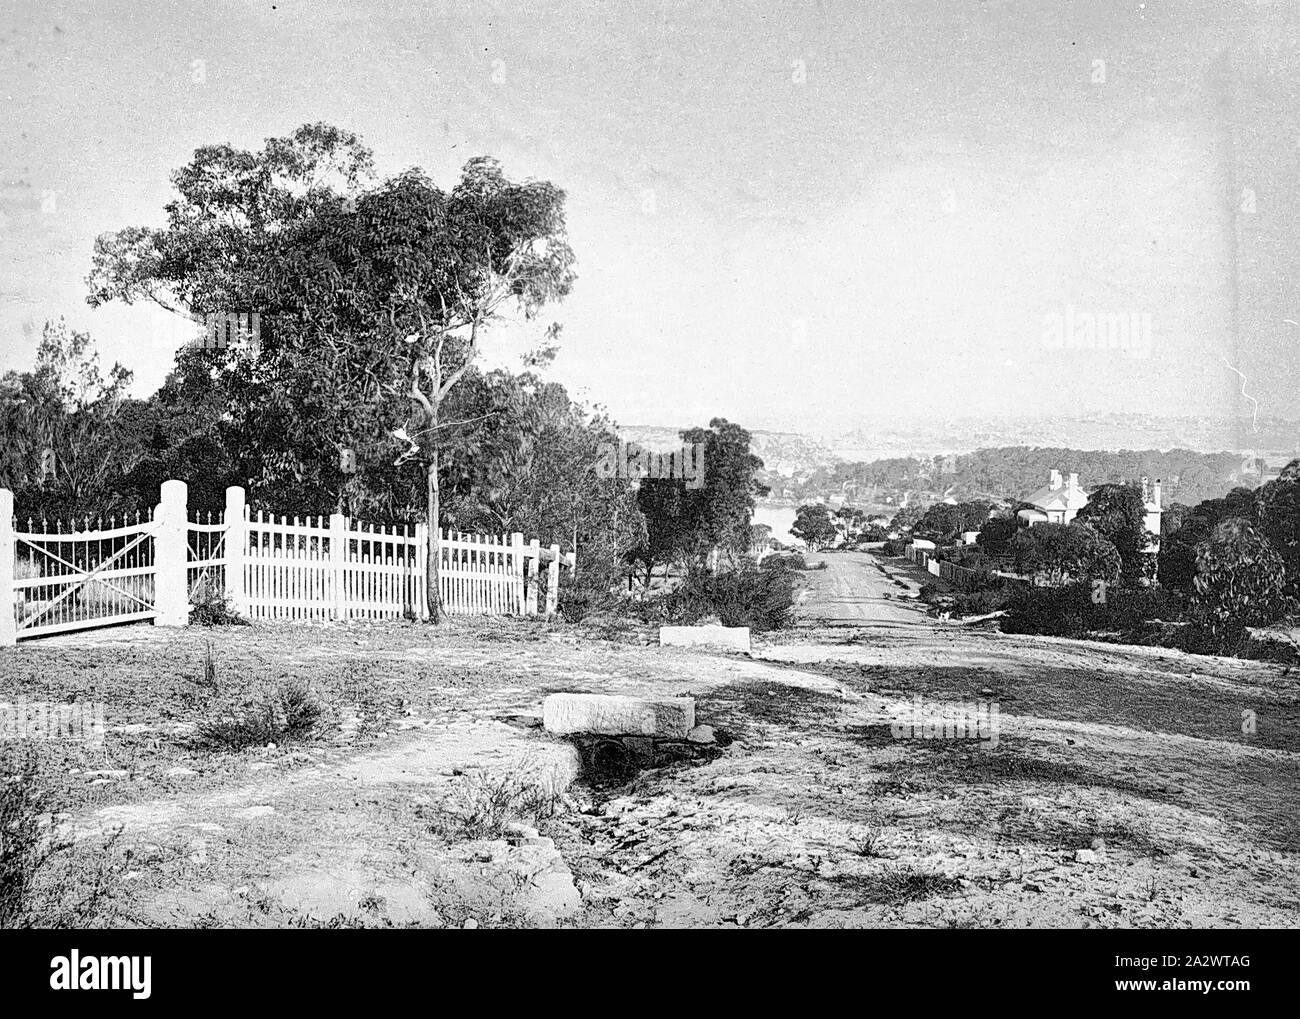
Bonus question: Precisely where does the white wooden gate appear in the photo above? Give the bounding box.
[9,509,158,639]
[188,510,230,603]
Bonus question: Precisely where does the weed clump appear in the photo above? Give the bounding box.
[1,755,120,928]
[195,677,323,750]
[430,768,560,841]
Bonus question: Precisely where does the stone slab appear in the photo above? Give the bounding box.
[542,693,695,739]
[658,625,751,653]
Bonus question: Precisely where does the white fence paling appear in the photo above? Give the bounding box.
[2,481,576,645]
[240,515,570,621]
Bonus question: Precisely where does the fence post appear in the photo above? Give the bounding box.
[527,538,541,616]
[330,512,347,621]
[224,486,247,616]
[0,488,14,646]
[154,479,189,627]
[510,532,525,615]
[545,543,561,618]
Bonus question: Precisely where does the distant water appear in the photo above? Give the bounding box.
[752,504,798,546]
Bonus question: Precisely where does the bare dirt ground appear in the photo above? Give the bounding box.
[3,550,1297,928]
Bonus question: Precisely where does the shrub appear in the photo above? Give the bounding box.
[762,552,807,571]
[557,573,621,623]
[189,582,249,627]
[1170,622,1249,658]
[195,677,322,750]
[1001,582,1184,639]
[882,539,909,557]
[1001,583,1091,637]
[950,587,1012,617]
[652,563,796,632]
[1192,518,1296,642]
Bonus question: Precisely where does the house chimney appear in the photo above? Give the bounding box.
[1140,475,1150,502]
[1050,469,1062,490]
[1153,478,1162,507]
[1068,472,1079,491]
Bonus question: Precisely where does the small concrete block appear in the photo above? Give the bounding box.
[543,694,695,738]
[659,625,751,653]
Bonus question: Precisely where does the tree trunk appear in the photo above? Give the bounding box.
[426,446,441,623]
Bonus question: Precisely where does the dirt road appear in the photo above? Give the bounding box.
[795,551,932,626]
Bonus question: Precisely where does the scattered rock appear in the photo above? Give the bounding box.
[686,724,716,745]
[1074,849,1098,864]
[238,805,275,819]
[462,917,478,929]
[166,767,198,778]
[504,822,541,842]
[659,625,751,653]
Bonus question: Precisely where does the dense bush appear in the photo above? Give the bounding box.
[950,587,1013,617]
[1002,582,1184,639]
[652,563,796,632]
[1192,518,1295,644]
[1001,583,1092,637]
[923,582,1012,618]
[882,539,909,557]
[976,515,1018,555]
[556,573,624,623]
[762,552,807,571]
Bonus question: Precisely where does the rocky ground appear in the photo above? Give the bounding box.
[1,551,1296,928]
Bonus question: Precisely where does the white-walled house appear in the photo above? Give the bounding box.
[1016,468,1163,552]
[1016,470,1090,527]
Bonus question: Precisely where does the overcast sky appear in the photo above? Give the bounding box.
[2,0,1298,435]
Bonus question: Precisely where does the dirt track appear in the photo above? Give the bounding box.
[795,550,932,624]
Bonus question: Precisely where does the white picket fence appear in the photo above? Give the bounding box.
[1,480,575,644]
